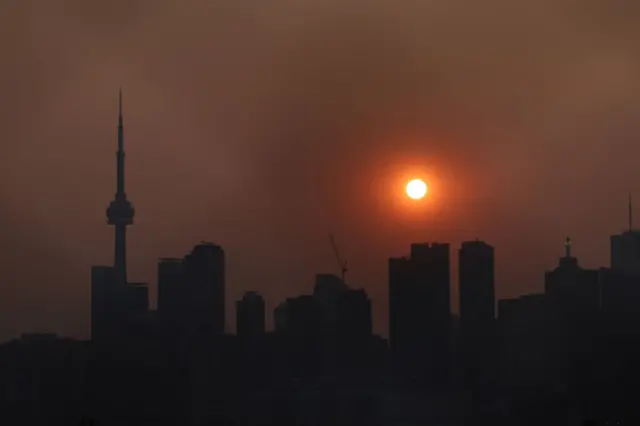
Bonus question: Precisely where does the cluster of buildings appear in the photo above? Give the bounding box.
[3,94,640,424]
[90,93,640,388]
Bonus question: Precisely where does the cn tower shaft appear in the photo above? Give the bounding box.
[106,90,135,287]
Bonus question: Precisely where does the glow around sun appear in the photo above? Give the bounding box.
[406,179,427,200]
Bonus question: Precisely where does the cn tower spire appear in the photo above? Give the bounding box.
[117,88,125,196]
[107,89,135,287]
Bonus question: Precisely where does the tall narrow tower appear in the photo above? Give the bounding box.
[106,90,135,287]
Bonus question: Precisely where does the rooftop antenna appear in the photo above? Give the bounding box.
[564,237,572,258]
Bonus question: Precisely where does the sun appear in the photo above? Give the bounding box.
[406,179,427,200]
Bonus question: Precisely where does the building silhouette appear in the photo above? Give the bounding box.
[336,288,373,371]
[24,92,640,424]
[183,242,226,336]
[312,273,347,372]
[603,199,640,314]
[389,243,451,386]
[106,90,135,288]
[497,293,548,389]
[90,266,115,341]
[458,239,496,389]
[274,294,323,377]
[236,291,266,344]
[157,257,186,331]
[90,92,149,342]
[610,194,640,276]
[545,237,600,316]
[544,238,601,393]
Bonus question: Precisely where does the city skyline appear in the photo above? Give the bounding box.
[83,91,640,343]
[3,2,640,424]
[3,1,640,344]
[2,92,639,341]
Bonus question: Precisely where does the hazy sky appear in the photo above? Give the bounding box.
[1,0,640,340]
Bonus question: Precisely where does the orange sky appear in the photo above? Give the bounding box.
[1,0,639,340]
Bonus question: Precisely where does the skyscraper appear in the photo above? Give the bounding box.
[157,258,186,328]
[545,237,600,315]
[388,243,452,386]
[459,240,495,329]
[336,288,373,370]
[610,194,640,276]
[236,291,266,343]
[184,242,226,335]
[90,265,115,340]
[458,240,495,387]
[389,255,424,373]
[544,238,601,391]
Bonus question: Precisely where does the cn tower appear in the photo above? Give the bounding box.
[106,90,135,287]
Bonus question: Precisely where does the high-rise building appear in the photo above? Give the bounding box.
[312,273,347,333]
[184,242,225,335]
[274,295,322,376]
[336,288,373,370]
[545,237,600,316]
[125,282,149,317]
[91,265,115,340]
[544,238,601,391]
[388,255,420,371]
[236,291,266,343]
[497,294,548,387]
[388,242,451,385]
[610,194,640,276]
[459,240,495,333]
[458,240,496,387]
[601,196,640,314]
[274,301,290,334]
[157,258,186,327]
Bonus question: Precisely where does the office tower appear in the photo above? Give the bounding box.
[274,301,290,334]
[184,242,226,335]
[459,240,495,334]
[545,237,600,315]
[236,291,266,343]
[610,194,640,276]
[275,295,322,377]
[336,288,373,370]
[389,242,451,385]
[157,258,186,327]
[602,196,640,313]
[124,282,149,316]
[544,238,601,392]
[388,255,416,370]
[458,240,496,387]
[312,273,347,363]
[497,294,548,388]
[91,266,115,340]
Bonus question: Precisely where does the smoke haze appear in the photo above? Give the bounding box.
[1,0,639,339]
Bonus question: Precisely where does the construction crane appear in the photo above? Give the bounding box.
[329,233,348,283]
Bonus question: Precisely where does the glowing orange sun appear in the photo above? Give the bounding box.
[406,179,427,200]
